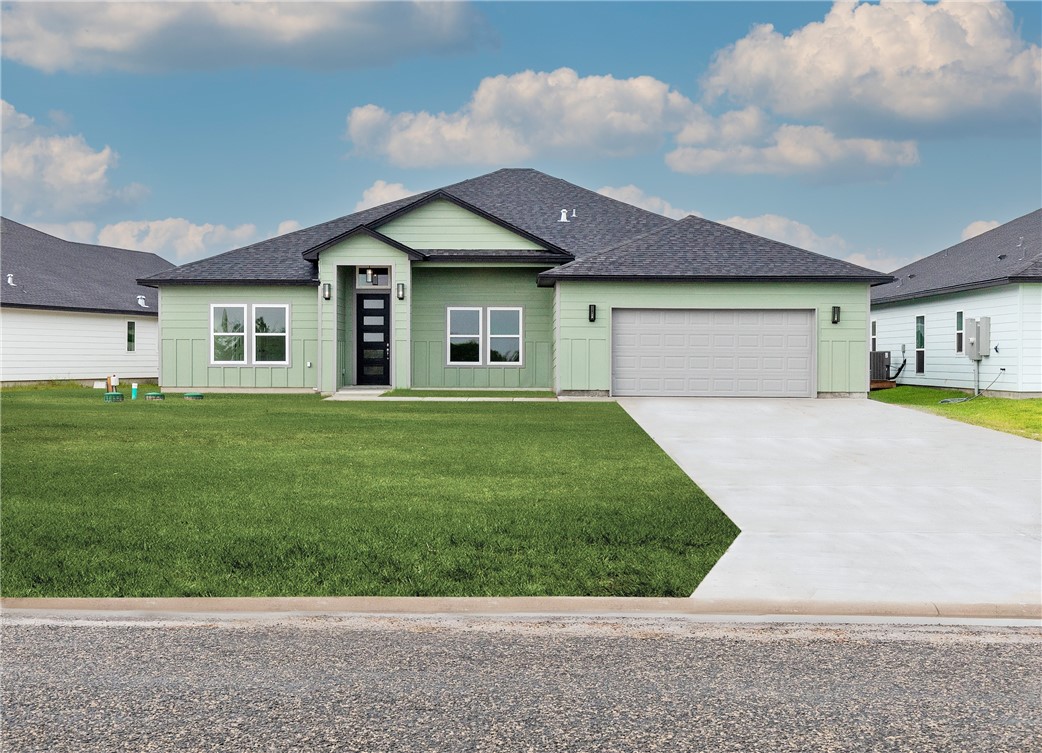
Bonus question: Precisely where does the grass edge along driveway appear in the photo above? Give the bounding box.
[1,388,738,598]
[870,386,1041,441]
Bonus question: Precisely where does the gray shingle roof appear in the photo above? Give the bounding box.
[538,215,893,285]
[141,168,674,285]
[872,209,1041,304]
[0,217,174,315]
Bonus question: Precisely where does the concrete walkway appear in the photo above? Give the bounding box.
[618,397,1042,617]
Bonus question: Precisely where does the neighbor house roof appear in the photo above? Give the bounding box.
[0,217,174,315]
[537,215,894,286]
[872,209,1042,305]
[140,168,674,286]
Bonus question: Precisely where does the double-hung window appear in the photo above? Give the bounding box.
[955,311,964,353]
[446,306,523,366]
[211,304,289,365]
[254,305,289,364]
[212,304,247,364]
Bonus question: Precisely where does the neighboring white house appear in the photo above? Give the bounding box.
[0,218,174,383]
[871,209,1041,397]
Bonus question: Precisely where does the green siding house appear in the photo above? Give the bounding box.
[140,169,892,397]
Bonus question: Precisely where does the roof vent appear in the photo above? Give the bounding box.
[5,274,15,286]
[136,295,149,308]
[558,209,570,223]
[908,273,916,279]
[997,253,1008,260]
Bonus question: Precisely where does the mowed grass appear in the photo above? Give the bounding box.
[871,386,1042,441]
[381,388,557,398]
[0,387,738,597]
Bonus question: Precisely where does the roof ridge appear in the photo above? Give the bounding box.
[1,216,170,261]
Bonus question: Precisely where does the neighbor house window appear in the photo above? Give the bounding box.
[870,320,877,352]
[254,305,289,364]
[127,321,136,352]
[212,304,247,364]
[915,315,925,374]
[955,311,964,353]
[487,308,522,364]
[447,307,482,364]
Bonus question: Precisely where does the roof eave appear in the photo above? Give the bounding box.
[301,225,426,262]
[871,277,1016,305]
[537,273,894,288]
[138,278,320,287]
[0,301,160,316]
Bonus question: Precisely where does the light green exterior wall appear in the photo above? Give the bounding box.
[555,281,871,394]
[316,235,411,391]
[158,285,319,388]
[410,266,554,388]
[380,199,545,250]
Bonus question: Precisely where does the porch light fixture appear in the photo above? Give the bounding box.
[365,267,374,284]
[396,282,406,300]
[588,304,596,322]
[831,306,841,324]
[321,283,331,300]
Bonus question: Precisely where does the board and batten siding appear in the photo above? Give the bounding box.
[555,281,871,395]
[379,199,546,250]
[157,285,319,389]
[1,307,158,381]
[872,283,1041,393]
[410,266,554,388]
[316,235,411,391]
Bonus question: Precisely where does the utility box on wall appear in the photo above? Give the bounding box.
[965,317,991,361]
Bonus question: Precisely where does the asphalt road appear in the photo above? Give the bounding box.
[2,615,1040,752]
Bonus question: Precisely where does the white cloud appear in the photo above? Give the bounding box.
[1,2,492,73]
[348,67,704,167]
[961,220,1001,241]
[597,185,698,220]
[354,180,420,211]
[1,100,146,219]
[667,124,918,177]
[704,0,1041,133]
[97,218,257,261]
[720,214,848,255]
[276,219,302,236]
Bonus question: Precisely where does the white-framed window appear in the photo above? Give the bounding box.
[870,319,877,352]
[955,311,964,353]
[447,307,482,365]
[211,304,247,364]
[254,304,289,364]
[446,306,524,366]
[915,315,925,374]
[127,321,136,352]
[487,307,522,364]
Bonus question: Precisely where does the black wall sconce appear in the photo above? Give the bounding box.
[396,282,406,301]
[831,306,841,324]
[321,283,332,300]
[588,304,597,322]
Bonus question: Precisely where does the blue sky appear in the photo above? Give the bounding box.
[2,1,1039,271]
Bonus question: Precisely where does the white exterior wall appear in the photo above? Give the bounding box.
[871,283,1040,393]
[1,307,159,381]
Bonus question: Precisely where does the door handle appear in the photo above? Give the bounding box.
[385,343,390,359]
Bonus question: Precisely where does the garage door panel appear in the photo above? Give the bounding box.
[612,308,814,397]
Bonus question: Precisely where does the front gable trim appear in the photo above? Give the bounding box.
[302,226,426,262]
[369,190,572,258]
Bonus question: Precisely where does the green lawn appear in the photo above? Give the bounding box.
[870,386,1042,441]
[381,388,557,398]
[0,386,738,598]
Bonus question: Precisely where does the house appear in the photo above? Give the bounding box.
[871,210,1041,397]
[0,217,174,383]
[139,169,891,397]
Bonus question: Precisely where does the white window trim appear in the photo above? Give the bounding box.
[211,303,248,365]
[486,307,523,367]
[915,314,926,374]
[447,307,483,366]
[955,310,964,353]
[870,319,877,352]
[253,304,291,366]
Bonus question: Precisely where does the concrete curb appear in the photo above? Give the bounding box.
[2,597,1038,621]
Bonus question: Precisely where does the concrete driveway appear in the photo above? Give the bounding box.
[618,398,1042,616]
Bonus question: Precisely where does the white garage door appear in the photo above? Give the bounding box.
[612,309,815,397]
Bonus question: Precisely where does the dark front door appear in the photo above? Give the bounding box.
[356,293,391,385]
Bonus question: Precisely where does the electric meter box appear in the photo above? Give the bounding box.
[965,317,991,361]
